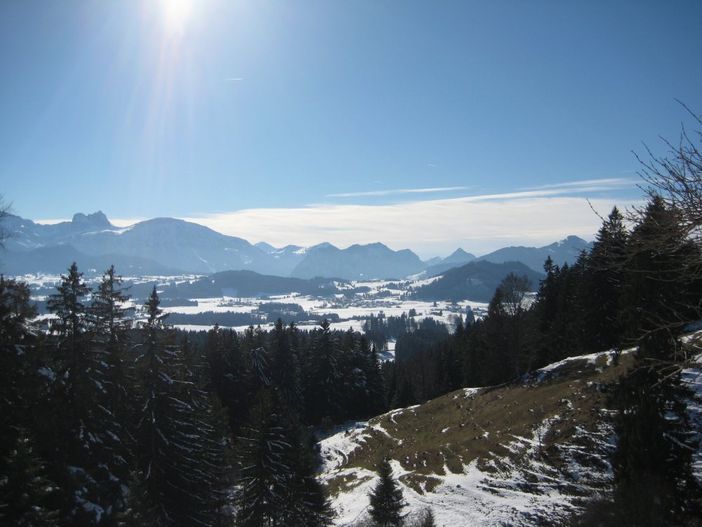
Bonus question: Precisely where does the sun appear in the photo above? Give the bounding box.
[161,0,193,36]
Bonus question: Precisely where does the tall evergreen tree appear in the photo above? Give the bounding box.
[46,263,115,525]
[368,458,405,527]
[235,389,291,527]
[47,262,90,394]
[134,287,226,526]
[620,196,701,350]
[270,319,302,414]
[304,320,342,424]
[87,266,133,519]
[580,207,628,352]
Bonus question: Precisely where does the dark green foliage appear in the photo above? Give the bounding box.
[611,356,701,526]
[580,207,628,353]
[46,263,122,525]
[368,458,405,527]
[304,319,343,424]
[134,287,227,526]
[235,377,333,526]
[235,390,291,527]
[620,197,701,349]
[0,428,60,526]
[47,262,90,351]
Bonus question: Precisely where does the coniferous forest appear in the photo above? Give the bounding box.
[2,121,702,525]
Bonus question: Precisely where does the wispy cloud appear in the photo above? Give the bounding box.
[224,77,243,82]
[521,177,638,192]
[327,178,637,202]
[327,186,470,198]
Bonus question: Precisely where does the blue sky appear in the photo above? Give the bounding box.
[1,1,701,256]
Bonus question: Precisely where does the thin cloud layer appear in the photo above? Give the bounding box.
[182,194,642,258]
[327,186,470,198]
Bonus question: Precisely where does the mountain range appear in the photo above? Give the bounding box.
[0,211,592,279]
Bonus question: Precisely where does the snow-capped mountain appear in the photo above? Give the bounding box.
[0,212,427,278]
[0,211,591,279]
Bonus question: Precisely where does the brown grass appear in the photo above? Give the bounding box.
[325,351,635,497]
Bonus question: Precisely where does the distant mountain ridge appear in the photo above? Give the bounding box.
[424,248,477,276]
[291,242,425,280]
[0,211,591,279]
[414,260,544,302]
[478,235,592,272]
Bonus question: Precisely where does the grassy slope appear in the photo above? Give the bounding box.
[320,350,636,526]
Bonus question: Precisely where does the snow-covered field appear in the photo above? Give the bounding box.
[318,414,611,527]
[20,272,487,346]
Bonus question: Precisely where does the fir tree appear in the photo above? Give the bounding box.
[580,207,628,352]
[46,263,113,526]
[87,266,133,519]
[0,428,60,526]
[270,319,302,415]
[278,424,334,527]
[135,287,226,526]
[304,319,342,424]
[620,196,701,350]
[47,262,90,395]
[235,389,291,527]
[368,458,405,527]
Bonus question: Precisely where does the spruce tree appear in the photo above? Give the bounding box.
[304,319,342,424]
[87,266,133,519]
[0,428,60,526]
[134,287,226,526]
[611,197,702,524]
[47,263,113,525]
[580,207,628,352]
[47,262,90,394]
[368,458,405,527]
[270,319,302,414]
[620,196,701,350]
[235,389,291,527]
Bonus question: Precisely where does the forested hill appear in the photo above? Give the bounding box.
[412,260,543,302]
[1,193,702,526]
[157,270,343,298]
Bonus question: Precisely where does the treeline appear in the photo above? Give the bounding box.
[386,198,701,404]
[384,196,702,524]
[0,262,387,526]
[362,312,420,349]
[166,302,340,327]
[0,266,231,526]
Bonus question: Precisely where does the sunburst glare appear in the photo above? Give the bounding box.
[161,0,193,36]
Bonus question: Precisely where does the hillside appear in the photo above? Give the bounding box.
[319,349,638,526]
[155,269,343,299]
[413,260,543,302]
[479,236,592,272]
